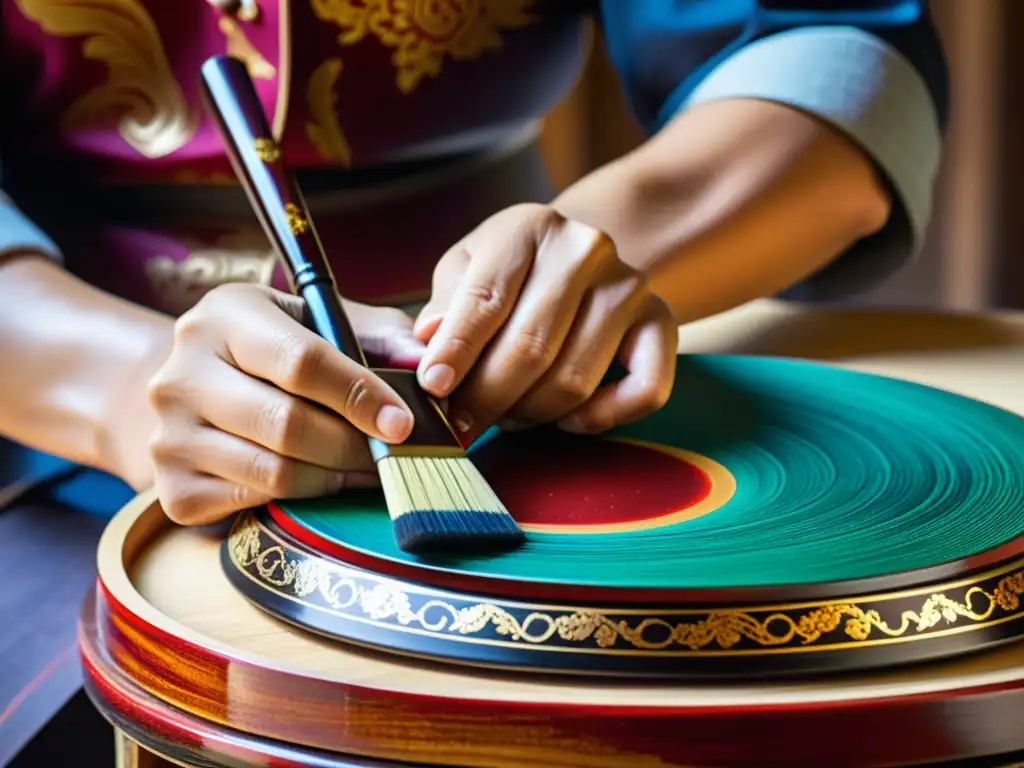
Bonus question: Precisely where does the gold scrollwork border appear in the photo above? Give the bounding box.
[225,512,1024,657]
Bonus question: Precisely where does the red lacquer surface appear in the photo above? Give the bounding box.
[470,429,710,529]
[81,596,385,767]
[90,576,1024,767]
[269,428,736,603]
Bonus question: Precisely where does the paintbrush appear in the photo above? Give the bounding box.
[199,55,525,554]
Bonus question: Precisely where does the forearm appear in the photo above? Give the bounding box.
[0,254,172,486]
[552,98,891,323]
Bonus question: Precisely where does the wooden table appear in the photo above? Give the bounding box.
[80,300,1024,767]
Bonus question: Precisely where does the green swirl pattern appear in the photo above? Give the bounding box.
[278,355,1024,589]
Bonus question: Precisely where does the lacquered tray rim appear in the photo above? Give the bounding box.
[80,582,1024,767]
[99,490,1024,707]
[78,600,393,768]
[224,510,1024,679]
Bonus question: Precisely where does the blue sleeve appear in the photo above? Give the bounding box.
[599,0,948,300]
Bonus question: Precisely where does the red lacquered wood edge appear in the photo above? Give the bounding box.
[93,571,1024,767]
[268,502,1024,605]
[80,589,398,768]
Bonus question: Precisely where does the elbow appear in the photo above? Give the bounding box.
[671,23,944,256]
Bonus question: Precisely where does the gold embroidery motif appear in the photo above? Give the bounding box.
[219,16,276,80]
[306,58,352,164]
[311,0,535,94]
[145,234,276,315]
[284,203,309,234]
[228,513,1024,655]
[15,0,196,158]
[254,137,281,162]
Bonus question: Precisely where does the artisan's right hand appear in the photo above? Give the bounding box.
[145,284,420,526]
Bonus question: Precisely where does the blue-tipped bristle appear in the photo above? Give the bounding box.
[394,509,526,554]
[377,454,524,555]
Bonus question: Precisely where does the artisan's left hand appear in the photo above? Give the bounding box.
[414,203,677,441]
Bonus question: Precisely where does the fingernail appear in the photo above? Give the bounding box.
[376,405,413,442]
[422,363,456,395]
[452,412,473,434]
[558,415,586,434]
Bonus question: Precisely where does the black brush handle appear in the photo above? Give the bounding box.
[199,55,462,451]
[198,54,366,366]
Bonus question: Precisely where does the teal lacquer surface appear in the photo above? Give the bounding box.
[278,355,1024,589]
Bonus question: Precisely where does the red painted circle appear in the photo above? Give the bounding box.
[469,429,711,529]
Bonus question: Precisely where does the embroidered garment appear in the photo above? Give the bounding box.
[0,0,948,517]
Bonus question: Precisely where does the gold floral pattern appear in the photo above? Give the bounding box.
[227,513,1024,655]
[306,58,352,164]
[792,589,1010,645]
[254,137,281,162]
[219,15,276,80]
[284,203,309,235]
[995,572,1024,611]
[15,0,196,158]
[310,0,536,93]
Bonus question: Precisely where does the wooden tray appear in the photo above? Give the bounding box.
[83,489,1024,767]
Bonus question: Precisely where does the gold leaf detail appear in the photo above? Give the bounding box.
[229,514,1024,654]
[284,202,309,235]
[305,58,352,165]
[15,0,197,157]
[229,520,262,564]
[254,137,281,162]
[995,572,1024,611]
[220,16,276,80]
[311,0,535,94]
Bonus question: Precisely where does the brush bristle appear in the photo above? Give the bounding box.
[377,455,525,554]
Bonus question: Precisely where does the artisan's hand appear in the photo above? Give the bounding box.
[146,284,426,525]
[414,203,677,441]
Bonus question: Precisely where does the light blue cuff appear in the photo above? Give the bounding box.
[682,25,942,255]
[0,195,64,264]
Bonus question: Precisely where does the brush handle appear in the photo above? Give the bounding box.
[199,55,366,366]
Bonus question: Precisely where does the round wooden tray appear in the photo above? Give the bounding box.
[85,490,1024,767]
